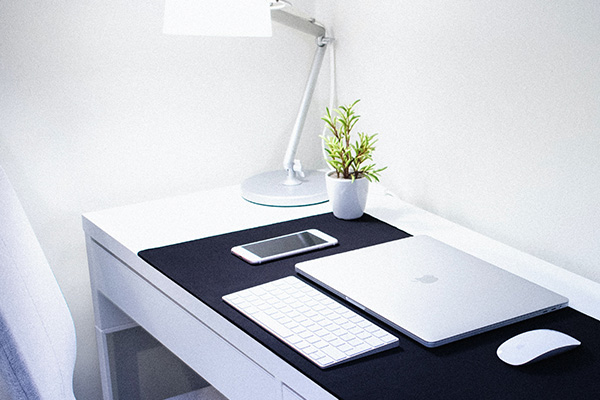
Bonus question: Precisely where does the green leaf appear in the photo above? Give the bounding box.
[321,99,387,180]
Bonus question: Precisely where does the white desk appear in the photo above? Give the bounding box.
[83,184,600,400]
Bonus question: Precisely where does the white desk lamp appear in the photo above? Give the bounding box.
[164,0,332,206]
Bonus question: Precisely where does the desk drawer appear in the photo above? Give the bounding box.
[89,240,281,400]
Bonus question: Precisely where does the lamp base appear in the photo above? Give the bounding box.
[241,169,328,207]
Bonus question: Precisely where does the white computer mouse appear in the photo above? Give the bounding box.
[497,329,581,366]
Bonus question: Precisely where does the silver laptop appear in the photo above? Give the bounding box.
[295,235,568,348]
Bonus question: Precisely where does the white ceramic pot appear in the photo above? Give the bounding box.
[325,171,369,220]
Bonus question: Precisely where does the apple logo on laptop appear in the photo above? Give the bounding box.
[413,274,438,284]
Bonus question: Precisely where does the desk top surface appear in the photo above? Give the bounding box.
[83,184,600,399]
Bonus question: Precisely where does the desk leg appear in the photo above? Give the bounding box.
[96,326,115,400]
[86,236,138,400]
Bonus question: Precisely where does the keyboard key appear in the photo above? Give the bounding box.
[357,331,371,340]
[345,342,371,356]
[365,336,384,347]
[321,344,346,361]
[253,312,293,339]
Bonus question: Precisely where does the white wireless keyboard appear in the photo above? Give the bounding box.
[223,276,399,368]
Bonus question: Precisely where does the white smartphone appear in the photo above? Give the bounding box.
[231,229,338,265]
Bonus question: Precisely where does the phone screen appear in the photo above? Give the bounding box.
[243,231,328,258]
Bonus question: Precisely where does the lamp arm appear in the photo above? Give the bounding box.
[272,6,331,185]
[282,42,327,184]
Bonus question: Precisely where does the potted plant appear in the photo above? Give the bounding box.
[321,100,386,219]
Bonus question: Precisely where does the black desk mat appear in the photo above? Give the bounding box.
[139,213,600,399]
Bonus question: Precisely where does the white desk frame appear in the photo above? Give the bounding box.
[83,185,600,400]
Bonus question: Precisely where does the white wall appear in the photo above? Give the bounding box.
[0,1,325,398]
[2,0,599,398]
[319,0,600,283]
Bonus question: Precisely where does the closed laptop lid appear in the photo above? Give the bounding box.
[295,235,568,347]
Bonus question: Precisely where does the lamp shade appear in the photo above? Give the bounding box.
[163,0,273,37]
